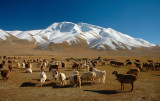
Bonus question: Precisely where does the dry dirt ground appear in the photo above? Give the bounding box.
[0,56,160,101]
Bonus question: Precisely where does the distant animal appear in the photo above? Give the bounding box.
[126,62,132,66]
[135,59,140,62]
[1,70,9,82]
[49,65,59,72]
[72,62,80,71]
[127,69,140,76]
[8,65,13,72]
[0,64,4,69]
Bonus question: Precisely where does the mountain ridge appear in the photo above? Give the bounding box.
[0,22,156,51]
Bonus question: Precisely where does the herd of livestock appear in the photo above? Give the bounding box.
[0,56,160,92]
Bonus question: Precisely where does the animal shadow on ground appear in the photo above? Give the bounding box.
[42,82,73,88]
[83,90,130,95]
[151,74,160,76]
[32,79,50,82]
[81,82,95,86]
[65,69,73,71]
[20,82,37,87]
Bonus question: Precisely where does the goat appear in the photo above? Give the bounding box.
[112,71,137,92]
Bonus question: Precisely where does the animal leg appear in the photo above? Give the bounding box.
[131,83,134,92]
[120,83,123,90]
[123,83,124,90]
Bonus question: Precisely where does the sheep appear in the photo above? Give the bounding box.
[127,69,140,76]
[52,70,59,81]
[59,73,67,86]
[81,71,96,84]
[40,71,47,87]
[112,71,137,92]
[68,74,81,88]
[22,63,25,68]
[92,68,106,84]
[52,70,66,86]
[1,70,9,82]
[17,62,21,68]
[25,62,32,73]
[40,62,47,71]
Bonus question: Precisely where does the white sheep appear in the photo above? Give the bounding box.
[40,71,47,87]
[52,70,66,86]
[81,71,96,84]
[92,68,106,84]
[22,63,25,68]
[59,73,67,86]
[17,62,21,68]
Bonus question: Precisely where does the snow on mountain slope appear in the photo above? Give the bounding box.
[2,22,156,50]
[0,29,10,40]
[7,30,22,36]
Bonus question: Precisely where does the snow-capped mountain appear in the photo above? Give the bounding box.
[0,22,156,50]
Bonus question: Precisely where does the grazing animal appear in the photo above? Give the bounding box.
[8,65,13,72]
[17,62,21,68]
[126,62,132,66]
[49,65,59,72]
[22,63,25,68]
[102,61,105,66]
[1,70,9,82]
[52,70,66,86]
[0,64,4,69]
[72,62,80,71]
[92,68,106,84]
[68,75,81,88]
[2,60,5,65]
[52,70,59,81]
[127,69,140,76]
[112,71,137,92]
[40,71,47,87]
[59,73,67,86]
[61,61,65,68]
[81,72,96,84]
[25,62,32,73]
[135,59,140,62]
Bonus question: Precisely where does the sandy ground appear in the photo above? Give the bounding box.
[0,56,160,101]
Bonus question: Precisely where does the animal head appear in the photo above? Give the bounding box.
[112,71,117,75]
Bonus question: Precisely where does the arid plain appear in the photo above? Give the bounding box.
[0,44,160,101]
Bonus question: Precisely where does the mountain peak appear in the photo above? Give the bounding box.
[0,22,156,50]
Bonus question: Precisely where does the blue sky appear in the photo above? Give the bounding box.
[0,0,160,44]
